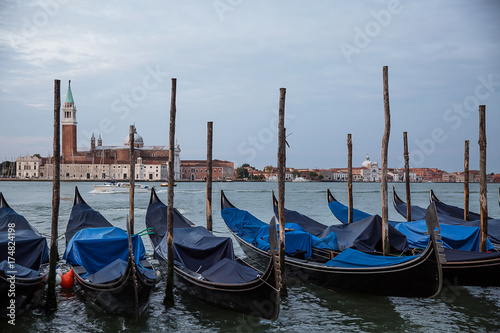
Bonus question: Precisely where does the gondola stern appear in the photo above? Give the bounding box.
[326,188,337,204]
[272,190,278,209]
[267,214,281,320]
[220,190,236,210]
[149,186,162,205]
[74,186,87,206]
[424,202,446,297]
[429,189,440,203]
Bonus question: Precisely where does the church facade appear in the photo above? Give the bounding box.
[17,81,181,181]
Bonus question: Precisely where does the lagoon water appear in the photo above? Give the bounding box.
[1,180,500,332]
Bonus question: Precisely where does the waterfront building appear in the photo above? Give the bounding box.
[180,160,234,181]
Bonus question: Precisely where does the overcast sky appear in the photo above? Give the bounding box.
[1,0,499,172]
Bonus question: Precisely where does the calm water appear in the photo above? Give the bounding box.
[1,180,500,332]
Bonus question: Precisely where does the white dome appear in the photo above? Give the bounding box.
[124,132,144,145]
[361,154,371,168]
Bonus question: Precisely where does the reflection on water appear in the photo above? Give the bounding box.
[0,181,499,332]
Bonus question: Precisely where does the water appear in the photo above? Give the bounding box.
[1,181,500,332]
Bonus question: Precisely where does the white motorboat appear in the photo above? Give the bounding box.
[93,182,153,193]
[292,177,311,182]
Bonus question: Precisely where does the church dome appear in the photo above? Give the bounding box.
[124,132,144,145]
[361,154,371,168]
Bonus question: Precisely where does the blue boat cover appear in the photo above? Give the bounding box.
[155,225,261,284]
[65,201,113,242]
[391,220,494,251]
[443,248,500,262]
[324,248,417,268]
[63,227,146,277]
[0,260,40,278]
[330,195,495,251]
[0,206,49,270]
[255,220,314,257]
[394,199,500,245]
[272,205,408,253]
[327,200,371,224]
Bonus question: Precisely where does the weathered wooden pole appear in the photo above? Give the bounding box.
[403,132,411,221]
[479,105,488,252]
[347,133,353,224]
[277,87,287,296]
[381,66,391,256]
[464,140,470,221]
[45,79,60,311]
[164,78,177,306]
[206,121,213,231]
[129,125,135,234]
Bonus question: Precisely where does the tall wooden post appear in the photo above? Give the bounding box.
[45,79,60,311]
[206,121,213,231]
[129,125,135,234]
[347,134,353,224]
[479,105,488,252]
[403,132,411,221]
[464,140,470,221]
[381,66,391,256]
[277,87,287,296]
[164,78,177,306]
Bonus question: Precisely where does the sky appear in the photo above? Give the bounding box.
[0,0,499,173]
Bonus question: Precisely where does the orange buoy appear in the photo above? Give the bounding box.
[60,269,75,289]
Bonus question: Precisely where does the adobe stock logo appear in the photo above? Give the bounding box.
[339,0,403,64]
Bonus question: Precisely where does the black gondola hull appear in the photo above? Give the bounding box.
[0,274,46,318]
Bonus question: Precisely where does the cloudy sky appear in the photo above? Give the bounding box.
[1,0,499,172]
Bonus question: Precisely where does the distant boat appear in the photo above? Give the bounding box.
[160,182,176,187]
[93,181,152,193]
[292,177,311,182]
[266,175,278,182]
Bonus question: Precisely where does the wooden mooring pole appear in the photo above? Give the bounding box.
[479,105,488,252]
[164,78,177,306]
[464,140,470,221]
[403,132,411,221]
[381,66,391,256]
[206,121,213,231]
[45,79,60,311]
[129,125,135,234]
[347,134,353,224]
[277,87,287,297]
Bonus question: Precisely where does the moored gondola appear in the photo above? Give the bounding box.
[0,192,49,318]
[63,187,158,318]
[221,190,444,298]
[429,189,491,221]
[145,188,281,321]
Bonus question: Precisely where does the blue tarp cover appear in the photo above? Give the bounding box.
[327,201,371,224]
[0,206,49,270]
[0,260,40,278]
[155,225,261,284]
[256,221,314,258]
[391,220,494,251]
[65,202,113,242]
[324,248,417,268]
[64,227,146,276]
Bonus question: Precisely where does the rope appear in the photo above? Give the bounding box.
[134,228,155,237]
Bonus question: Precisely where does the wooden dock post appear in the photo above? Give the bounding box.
[381,66,391,256]
[45,79,60,311]
[403,132,411,221]
[277,87,287,297]
[479,105,488,252]
[206,121,213,231]
[129,125,135,234]
[464,140,470,221]
[347,134,353,224]
[164,78,177,306]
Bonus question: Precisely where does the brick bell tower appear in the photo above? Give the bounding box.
[62,80,77,160]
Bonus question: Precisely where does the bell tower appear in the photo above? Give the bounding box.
[62,80,77,160]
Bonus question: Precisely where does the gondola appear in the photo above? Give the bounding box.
[145,188,281,320]
[63,187,158,318]
[393,186,500,246]
[388,187,500,286]
[430,189,491,221]
[221,190,444,298]
[0,192,49,318]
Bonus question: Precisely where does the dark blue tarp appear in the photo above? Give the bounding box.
[65,201,113,242]
[0,206,49,270]
[63,227,146,276]
[327,201,371,224]
[443,248,500,262]
[220,207,267,245]
[434,200,483,221]
[394,199,500,245]
[391,220,494,251]
[256,220,314,258]
[273,205,408,253]
[0,260,40,278]
[154,225,261,284]
[324,248,417,268]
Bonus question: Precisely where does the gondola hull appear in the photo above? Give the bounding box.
[72,264,156,317]
[0,273,46,317]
